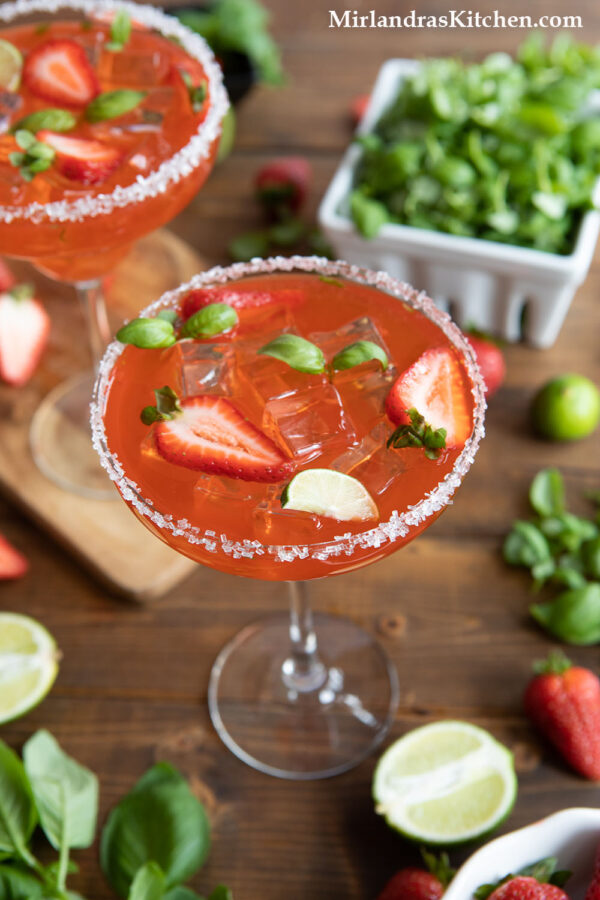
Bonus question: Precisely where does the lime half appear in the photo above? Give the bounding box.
[0,40,22,91]
[0,613,60,724]
[373,721,517,845]
[282,469,379,522]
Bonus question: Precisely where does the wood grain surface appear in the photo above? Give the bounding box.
[2,2,600,898]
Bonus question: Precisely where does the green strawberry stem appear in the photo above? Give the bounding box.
[420,847,454,887]
[532,650,572,676]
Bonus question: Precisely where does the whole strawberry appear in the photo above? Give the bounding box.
[376,850,453,900]
[524,651,600,780]
[585,841,600,900]
[255,156,311,217]
[488,876,568,899]
[466,333,506,398]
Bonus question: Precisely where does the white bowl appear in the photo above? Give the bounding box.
[318,59,600,349]
[444,808,600,900]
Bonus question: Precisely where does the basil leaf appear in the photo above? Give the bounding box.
[23,730,98,851]
[12,109,76,134]
[86,90,146,123]
[116,317,176,349]
[100,762,210,897]
[228,230,270,262]
[127,862,166,900]
[208,888,233,900]
[529,468,564,518]
[181,303,238,339]
[259,334,325,374]
[582,537,600,580]
[531,584,600,645]
[164,889,204,900]
[350,190,388,239]
[332,340,388,372]
[519,857,558,882]
[0,864,44,900]
[0,741,37,859]
[157,309,178,326]
[503,521,551,568]
[107,8,132,52]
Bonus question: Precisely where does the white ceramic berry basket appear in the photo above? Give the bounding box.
[443,808,600,900]
[318,59,600,349]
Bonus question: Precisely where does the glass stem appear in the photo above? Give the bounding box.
[76,279,111,371]
[282,581,327,693]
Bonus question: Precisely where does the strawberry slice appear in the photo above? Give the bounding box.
[0,287,50,387]
[385,347,471,447]
[0,535,28,580]
[23,39,100,107]
[37,130,123,185]
[154,395,295,482]
[181,287,303,321]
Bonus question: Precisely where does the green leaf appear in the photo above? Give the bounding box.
[100,762,211,898]
[531,584,600,645]
[127,862,166,900]
[180,303,238,339]
[85,90,146,123]
[387,408,447,460]
[582,536,600,580]
[0,742,37,860]
[502,521,551,568]
[116,317,176,349]
[163,889,204,900]
[9,284,34,302]
[208,888,233,900]
[331,340,388,372]
[14,130,35,151]
[268,218,306,247]
[0,864,44,900]
[157,310,178,326]
[228,230,270,262]
[108,8,132,52]
[23,730,98,851]
[141,387,182,426]
[12,109,76,134]
[529,468,564,517]
[350,190,388,239]
[259,334,325,374]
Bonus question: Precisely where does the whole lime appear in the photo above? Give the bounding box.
[532,374,600,441]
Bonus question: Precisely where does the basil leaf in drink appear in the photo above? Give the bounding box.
[127,862,166,900]
[0,741,37,859]
[0,864,44,899]
[85,90,146,123]
[529,468,564,518]
[181,303,238,339]
[531,584,600,645]
[116,317,176,349]
[12,109,76,134]
[259,334,325,374]
[107,8,132,52]
[14,130,36,150]
[100,762,210,897]
[157,309,178,326]
[332,340,388,372]
[23,730,98,853]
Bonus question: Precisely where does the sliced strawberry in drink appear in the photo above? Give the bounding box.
[37,130,124,185]
[154,395,295,482]
[181,287,303,320]
[0,288,50,387]
[23,39,100,107]
[0,535,28,580]
[385,347,471,447]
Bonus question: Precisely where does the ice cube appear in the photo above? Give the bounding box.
[332,424,403,497]
[195,474,258,504]
[96,45,171,89]
[263,382,357,463]
[177,340,234,397]
[252,486,322,544]
[309,316,392,363]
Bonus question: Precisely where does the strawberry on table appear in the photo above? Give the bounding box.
[0,535,28,580]
[467,333,506,398]
[0,283,50,387]
[145,389,295,482]
[585,842,600,900]
[376,850,453,900]
[255,156,311,216]
[385,347,471,447]
[486,877,569,899]
[350,93,371,127]
[23,38,100,107]
[524,651,600,781]
[37,130,123,185]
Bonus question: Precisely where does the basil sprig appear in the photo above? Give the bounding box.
[259,334,325,375]
[9,130,55,181]
[181,302,238,339]
[86,90,146,123]
[387,407,447,460]
[180,70,208,113]
[106,7,132,52]
[332,340,388,372]
[116,317,177,349]
[11,108,76,134]
[141,386,182,425]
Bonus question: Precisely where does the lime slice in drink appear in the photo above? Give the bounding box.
[373,721,517,845]
[0,40,23,91]
[281,469,379,521]
[0,613,60,724]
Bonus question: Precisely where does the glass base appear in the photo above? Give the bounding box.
[29,372,117,501]
[208,612,399,780]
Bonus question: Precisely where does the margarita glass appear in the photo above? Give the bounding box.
[0,0,228,497]
[91,256,486,779]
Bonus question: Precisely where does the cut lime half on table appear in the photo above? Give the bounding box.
[0,613,60,724]
[0,39,22,91]
[282,469,379,522]
[373,721,517,845]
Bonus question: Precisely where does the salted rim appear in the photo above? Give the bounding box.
[91,256,487,565]
[0,0,229,224]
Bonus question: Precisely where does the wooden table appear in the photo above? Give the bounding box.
[2,1,600,896]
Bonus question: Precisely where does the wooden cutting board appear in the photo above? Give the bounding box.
[0,229,204,601]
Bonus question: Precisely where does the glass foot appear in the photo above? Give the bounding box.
[29,372,117,501]
[208,612,399,780]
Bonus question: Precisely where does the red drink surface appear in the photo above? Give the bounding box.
[0,18,218,280]
[101,273,478,580]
